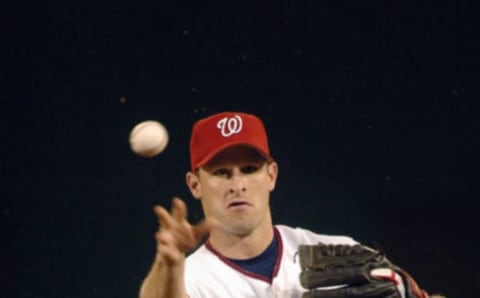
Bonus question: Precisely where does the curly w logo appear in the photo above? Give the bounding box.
[217,115,243,137]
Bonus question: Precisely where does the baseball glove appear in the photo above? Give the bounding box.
[298,244,428,298]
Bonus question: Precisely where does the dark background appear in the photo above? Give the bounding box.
[2,1,479,297]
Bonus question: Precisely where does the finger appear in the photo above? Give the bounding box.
[171,197,187,222]
[172,219,212,252]
[155,232,184,265]
[155,229,173,245]
[154,205,174,229]
[154,210,194,251]
[158,243,184,266]
[191,217,217,241]
[156,228,190,256]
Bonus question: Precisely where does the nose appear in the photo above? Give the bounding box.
[228,169,246,194]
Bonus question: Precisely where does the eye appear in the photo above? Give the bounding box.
[213,168,231,177]
[241,164,260,174]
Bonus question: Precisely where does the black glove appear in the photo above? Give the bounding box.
[298,244,428,298]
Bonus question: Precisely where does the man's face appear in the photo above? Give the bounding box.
[187,146,278,236]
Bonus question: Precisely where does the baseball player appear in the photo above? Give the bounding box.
[139,111,429,298]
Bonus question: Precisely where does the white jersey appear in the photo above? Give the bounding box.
[185,225,357,298]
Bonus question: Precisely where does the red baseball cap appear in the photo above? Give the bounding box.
[189,112,273,171]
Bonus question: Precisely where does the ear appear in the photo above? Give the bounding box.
[186,171,202,200]
[267,162,279,191]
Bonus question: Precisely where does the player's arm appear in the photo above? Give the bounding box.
[139,198,210,298]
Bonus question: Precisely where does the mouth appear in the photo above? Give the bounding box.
[227,200,251,209]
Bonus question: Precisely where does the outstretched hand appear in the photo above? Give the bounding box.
[153,197,212,267]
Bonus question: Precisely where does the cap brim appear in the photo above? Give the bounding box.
[193,142,273,171]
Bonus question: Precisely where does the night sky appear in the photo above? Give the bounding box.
[2,2,479,297]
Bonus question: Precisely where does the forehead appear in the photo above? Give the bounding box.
[204,145,266,168]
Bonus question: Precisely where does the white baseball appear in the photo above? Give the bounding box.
[129,120,169,157]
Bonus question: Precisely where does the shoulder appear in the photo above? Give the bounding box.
[185,244,212,267]
[184,244,222,296]
[275,224,358,246]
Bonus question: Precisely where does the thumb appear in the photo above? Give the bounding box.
[191,217,217,242]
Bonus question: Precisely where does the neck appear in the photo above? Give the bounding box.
[208,216,274,259]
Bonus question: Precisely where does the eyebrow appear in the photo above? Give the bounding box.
[203,159,266,171]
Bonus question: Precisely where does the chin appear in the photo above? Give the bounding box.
[225,218,263,236]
